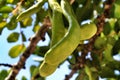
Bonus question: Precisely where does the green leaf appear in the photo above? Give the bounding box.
[112,38,120,55]
[76,0,86,4]
[68,55,76,64]
[107,37,116,46]
[22,76,27,80]
[0,21,7,35]
[94,37,107,49]
[0,70,8,80]
[32,67,39,77]
[0,21,6,27]
[91,53,101,70]
[115,0,120,4]
[93,0,101,5]
[0,1,6,8]
[85,65,96,80]
[76,0,93,22]
[30,65,37,76]
[2,13,9,18]
[7,0,14,3]
[103,22,112,35]
[106,61,120,70]
[11,0,19,4]
[21,32,27,42]
[99,67,115,78]
[7,32,19,42]
[36,8,48,22]
[104,44,114,61]
[76,70,89,80]
[114,3,120,18]
[33,46,49,57]
[23,17,32,26]
[7,16,17,30]
[0,6,13,13]
[111,2,120,18]
[31,66,45,80]
[33,25,40,33]
[108,18,116,29]
[0,16,4,22]
[20,21,27,28]
[107,78,118,80]
[9,44,26,58]
[114,18,120,33]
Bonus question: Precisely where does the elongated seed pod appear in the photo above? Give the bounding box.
[40,0,81,76]
[16,0,46,21]
[79,23,97,40]
[39,0,66,77]
[39,0,97,77]
[44,0,81,65]
[50,1,66,47]
[48,0,62,13]
[39,61,58,77]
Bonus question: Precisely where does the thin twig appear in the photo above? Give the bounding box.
[0,63,25,69]
[5,16,51,80]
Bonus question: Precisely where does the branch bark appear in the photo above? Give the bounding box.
[5,16,51,80]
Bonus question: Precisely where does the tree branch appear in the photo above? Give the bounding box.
[5,16,51,80]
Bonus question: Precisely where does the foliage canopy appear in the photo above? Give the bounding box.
[0,0,120,80]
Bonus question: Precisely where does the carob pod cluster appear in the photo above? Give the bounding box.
[39,0,97,77]
[16,0,97,77]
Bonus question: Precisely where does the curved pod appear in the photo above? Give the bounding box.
[16,0,46,21]
[39,61,58,77]
[50,11,66,46]
[44,0,81,65]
